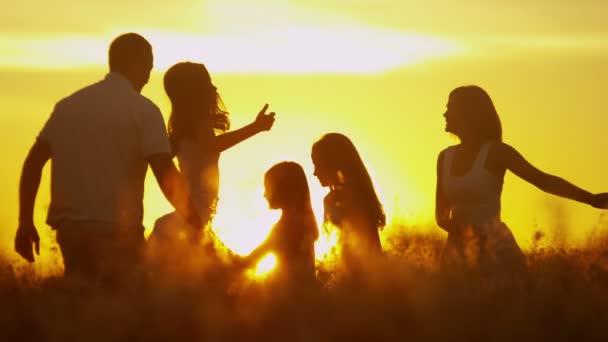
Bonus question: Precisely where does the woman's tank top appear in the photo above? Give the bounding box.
[442,142,503,226]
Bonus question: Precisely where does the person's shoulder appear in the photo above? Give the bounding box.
[178,127,215,150]
[441,144,460,153]
[193,125,216,143]
[438,144,459,162]
[327,187,357,211]
[55,80,104,109]
[491,141,516,156]
[499,143,524,165]
[323,189,341,205]
[266,220,284,241]
[133,94,162,116]
[494,141,513,150]
[483,142,519,170]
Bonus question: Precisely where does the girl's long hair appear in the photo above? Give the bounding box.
[265,162,319,241]
[164,62,230,152]
[312,133,386,229]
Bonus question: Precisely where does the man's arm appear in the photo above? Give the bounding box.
[15,139,51,262]
[146,153,203,230]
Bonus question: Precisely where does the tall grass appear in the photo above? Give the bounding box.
[2,220,608,341]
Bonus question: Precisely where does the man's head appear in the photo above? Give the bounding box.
[108,33,153,92]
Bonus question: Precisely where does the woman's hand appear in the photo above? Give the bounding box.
[589,193,608,209]
[212,104,276,152]
[253,104,276,132]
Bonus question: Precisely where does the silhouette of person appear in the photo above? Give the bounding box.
[148,62,275,262]
[14,33,203,285]
[242,162,319,289]
[436,85,608,275]
[311,133,385,276]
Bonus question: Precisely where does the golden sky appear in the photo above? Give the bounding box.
[1,0,607,267]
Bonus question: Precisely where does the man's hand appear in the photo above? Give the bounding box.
[16,139,50,263]
[148,152,206,246]
[254,104,276,132]
[15,222,40,262]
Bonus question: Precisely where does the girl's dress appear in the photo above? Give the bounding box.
[324,187,383,273]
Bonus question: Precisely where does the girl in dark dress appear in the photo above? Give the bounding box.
[311,133,385,276]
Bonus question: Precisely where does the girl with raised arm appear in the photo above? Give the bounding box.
[436,85,608,274]
[148,62,275,265]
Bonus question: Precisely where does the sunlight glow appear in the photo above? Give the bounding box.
[209,180,343,262]
[0,27,459,73]
[211,185,279,255]
[144,28,459,74]
[315,226,340,262]
[251,253,277,278]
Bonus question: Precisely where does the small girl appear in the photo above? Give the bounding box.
[243,162,319,288]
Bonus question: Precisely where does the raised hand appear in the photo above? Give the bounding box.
[14,222,40,262]
[254,104,276,132]
[590,193,608,209]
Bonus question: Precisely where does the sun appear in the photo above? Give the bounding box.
[211,184,280,255]
[210,179,340,254]
[314,225,340,262]
[249,253,278,279]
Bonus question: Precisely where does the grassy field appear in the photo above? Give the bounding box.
[2,224,608,342]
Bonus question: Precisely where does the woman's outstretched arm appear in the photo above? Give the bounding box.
[501,143,608,208]
[242,235,274,267]
[212,104,275,152]
[435,151,453,232]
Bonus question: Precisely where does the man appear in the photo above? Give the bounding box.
[14,33,202,283]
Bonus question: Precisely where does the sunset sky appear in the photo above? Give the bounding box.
[1,0,607,270]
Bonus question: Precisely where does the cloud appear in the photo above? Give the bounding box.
[146,27,459,74]
[0,0,463,73]
[289,0,608,36]
[0,0,206,34]
[458,33,608,57]
[0,27,459,73]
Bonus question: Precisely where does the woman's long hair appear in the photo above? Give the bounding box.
[449,85,503,142]
[164,62,230,152]
[265,162,319,241]
[312,133,386,229]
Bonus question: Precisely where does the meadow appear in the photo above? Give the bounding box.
[2,220,608,342]
[2,2,608,340]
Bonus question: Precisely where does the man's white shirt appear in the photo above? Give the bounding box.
[38,72,171,228]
